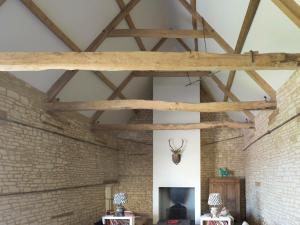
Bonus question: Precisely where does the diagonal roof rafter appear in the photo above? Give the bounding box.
[20,0,138,102]
[90,38,168,125]
[44,0,141,102]
[191,0,198,51]
[224,0,261,101]
[178,0,277,120]
[272,0,300,28]
[115,0,146,51]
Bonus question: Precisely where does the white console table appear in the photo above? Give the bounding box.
[200,214,232,225]
[102,215,135,225]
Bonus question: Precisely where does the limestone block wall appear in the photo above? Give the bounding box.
[0,72,119,225]
[200,91,246,213]
[244,71,300,225]
[97,111,154,219]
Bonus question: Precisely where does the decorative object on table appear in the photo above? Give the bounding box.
[242,222,249,225]
[168,138,186,165]
[209,178,245,221]
[218,167,230,177]
[113,192,128,216]
[208,193,223,218]
[219,207,230,217]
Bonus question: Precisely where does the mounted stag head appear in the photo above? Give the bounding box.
[168,138,186,165]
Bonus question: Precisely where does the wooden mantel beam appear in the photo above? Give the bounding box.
[91,121,255,131]
[0,52,299,71]
[108,29,213,39]
[45,100,276,112]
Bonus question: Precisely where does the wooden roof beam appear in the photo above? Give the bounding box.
[176,38,191,51]
[115,0,146,51]
[178,0,277,101]
[45,0,140,102]
[90,38,168,124]
[0,52,299,71]
[45,99,276,112]
[21,0,129,101]
[210,75,255,121]
[133,71,210,77]
[109,29,213,39]
[21,0,81,51]
[272,0,300,28]
[191,0,199,51]
[224,0,261,101]
[92,121,255,131]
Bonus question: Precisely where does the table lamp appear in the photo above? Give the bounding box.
[208,193,223,218]
[113,192,128,216]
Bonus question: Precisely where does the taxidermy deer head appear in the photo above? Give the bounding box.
[168,139,186,165]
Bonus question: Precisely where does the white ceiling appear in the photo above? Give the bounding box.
[0,0,299,123]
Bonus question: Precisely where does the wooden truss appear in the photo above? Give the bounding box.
[272,0,300,28]
[92,121,255,131]
[45,100,276,112]
[0,52,298,71]
[2,0,293,129]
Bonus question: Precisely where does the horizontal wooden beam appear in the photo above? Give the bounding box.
[45,100,276,112]
[109,29,213,38]
[92,121,255,131]
[210,75,255,120]
[133,71,210,77]
[0,52,299,71]
[115,0,146,51]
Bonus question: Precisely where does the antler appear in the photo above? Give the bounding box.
[168,139,176,153]
[178,139,184,150]
[168,138,185,153]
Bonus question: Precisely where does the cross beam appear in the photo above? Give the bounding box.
[108,29,213,39]
[0,52,298,71]
[91,121,255,131]
[224,0,261,101]
[90,38,168,124]
[45,100,276,112]
[178,0,277,102]
[44,0,140,102]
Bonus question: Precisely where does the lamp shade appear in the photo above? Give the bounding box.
[208,193,222,206]
[113,192,128,206]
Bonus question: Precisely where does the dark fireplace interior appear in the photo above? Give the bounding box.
[159,187,195,224]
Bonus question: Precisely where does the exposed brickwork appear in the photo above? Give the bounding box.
[1,70,299,225]
[200,90,246,214]
[101,110,153,219]
[244,71,300,225]
[0,72,119,225]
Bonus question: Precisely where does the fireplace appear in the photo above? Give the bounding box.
[159,187,195,224]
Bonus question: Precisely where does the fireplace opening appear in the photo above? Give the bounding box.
[159,187,195,224]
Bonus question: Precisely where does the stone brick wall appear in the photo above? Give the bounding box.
[200,90,246,213]
[244,71,300,225]
[0,72,119,225]
[111,111,153,219]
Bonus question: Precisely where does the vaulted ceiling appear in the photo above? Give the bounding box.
[0,0,299,123]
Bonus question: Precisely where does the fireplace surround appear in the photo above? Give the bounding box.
[159,187,195,224]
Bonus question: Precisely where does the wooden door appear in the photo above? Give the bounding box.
[209,178,242,222]
[225,182,240,221]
